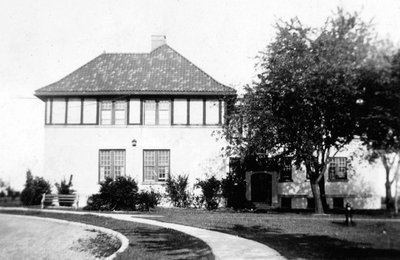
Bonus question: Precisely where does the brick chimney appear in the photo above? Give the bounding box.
[151,35,166,51]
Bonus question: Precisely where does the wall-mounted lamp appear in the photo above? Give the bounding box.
[132,139,137,147]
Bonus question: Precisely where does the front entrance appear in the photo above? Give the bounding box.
[245,171,278,207]
[251,172,272,204]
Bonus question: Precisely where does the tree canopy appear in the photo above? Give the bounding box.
[224,9,377,213]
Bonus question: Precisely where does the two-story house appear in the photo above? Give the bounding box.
[35,36,236,204]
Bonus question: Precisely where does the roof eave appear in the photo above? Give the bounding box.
[35,90,237,98]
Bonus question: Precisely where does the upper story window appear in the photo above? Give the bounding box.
[67,99,81,124]
[52,99,66,124]
[45,97,225,126]
[205,100,219,125]
[129,99,141,124]
[100,100,127,125]
[328,157,347,181]
[144,100,171,125]
[173,99,187,124]
[189,99,203,125]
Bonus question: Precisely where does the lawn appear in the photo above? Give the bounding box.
[136,208,400,260]
[0,210,214,260]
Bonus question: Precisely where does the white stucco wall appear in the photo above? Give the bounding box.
[278,139,385,209]
[43,125,228,203]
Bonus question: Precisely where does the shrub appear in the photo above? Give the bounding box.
[196,176,221,210]
[85,176,138,211]
[137,190,161,211]
[20,170,51,206]
[165,174,191,207]
[221,158,250,210]
[55,175,75,206]
[6,186,20,200]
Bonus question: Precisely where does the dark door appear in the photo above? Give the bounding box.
[251,172,272,205]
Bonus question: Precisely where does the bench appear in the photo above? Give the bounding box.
[41,193,79,209]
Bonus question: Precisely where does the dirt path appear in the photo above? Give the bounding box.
[0,214,100,260]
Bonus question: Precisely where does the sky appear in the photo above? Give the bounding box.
[1,0,400,190]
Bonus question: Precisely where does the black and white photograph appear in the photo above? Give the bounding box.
[0,0,399,259]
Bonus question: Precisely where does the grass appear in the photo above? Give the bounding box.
[136,207,400,260]
[0,210,214,260]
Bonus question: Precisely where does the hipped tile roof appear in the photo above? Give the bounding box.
[35,45,236,97]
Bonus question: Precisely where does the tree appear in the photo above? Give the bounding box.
[224,9,375,213]
[359,49,400,211]
[20,170,52,206]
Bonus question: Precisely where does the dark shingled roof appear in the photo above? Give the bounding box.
[35,45,236,97]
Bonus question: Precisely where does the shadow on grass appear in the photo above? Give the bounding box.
[123,226,213,260]
[212,224,400,260]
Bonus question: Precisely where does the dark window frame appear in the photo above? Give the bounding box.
[279,157,293,182]
[98,149,126,182]
[142,149,171,183]
[99,100,127,125]
[328,157,348,181]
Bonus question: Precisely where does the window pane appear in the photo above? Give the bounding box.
[158,101,170,125]
[129,99,141,124]
[144,101,156,125]
[113,150,125,177]
[83,99,97,124]
[189,100,203,124]
[173,99,187,124]
[99,150,111,180]
[206,100,219,125]
[45,99,51,124]
[52,99,66,124]
[144,150,156,181]
[114,101,127,125]
[67,99,81,124]
[100,101,112,125]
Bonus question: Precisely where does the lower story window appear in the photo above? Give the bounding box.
[143,150,170,182]
[328,157,347,181]
[99,149,126,181]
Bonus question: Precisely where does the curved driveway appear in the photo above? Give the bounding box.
[0,207,285,259]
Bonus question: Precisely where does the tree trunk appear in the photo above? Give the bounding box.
[311,180,324,214]
[381,154,394,210]
[318,175,328,211]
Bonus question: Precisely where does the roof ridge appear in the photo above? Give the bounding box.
[151,44,235,93]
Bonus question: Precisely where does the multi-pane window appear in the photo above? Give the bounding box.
[143,150,170,182]
[100,100,127,125]
[328,157,347,181]
[205,100,219,125]
[52,99,66,124]
[189,100,203,124]
[67,99,81,124]
[99,150,125,181]
[279,157,293,182]
[144,100,171,125]
[173,99,187,124]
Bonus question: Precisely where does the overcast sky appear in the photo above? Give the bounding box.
[1,0,399,190]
